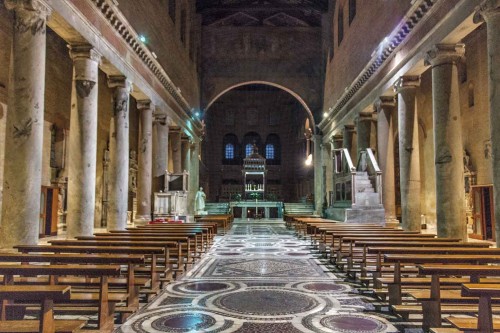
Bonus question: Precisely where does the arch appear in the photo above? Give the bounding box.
[205,81,316,132]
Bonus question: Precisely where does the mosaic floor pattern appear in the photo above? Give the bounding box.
[117,221,400,333]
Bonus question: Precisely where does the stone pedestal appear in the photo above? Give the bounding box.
[426,44,466,239]
[66,44,101,239]
[394,76,421,231]
[313,135,324,215]
[170,129,182,173]
[135,100,153,223]
[107,76,131,231]
[375,96,398,223]
[475,0,500,246]
[357,111,373,156]
[0,0,50,247]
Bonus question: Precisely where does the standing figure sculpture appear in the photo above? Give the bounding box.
[195,187,206,214]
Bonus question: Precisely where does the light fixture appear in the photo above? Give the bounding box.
[305,154,313,166]
[151,52,158,59]
[323,112,328,118]
[139,35,147,43]
[195,112,200,117]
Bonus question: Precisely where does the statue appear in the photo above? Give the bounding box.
[195,187,206,214]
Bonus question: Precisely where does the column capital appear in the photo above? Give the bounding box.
[137,99,154,112]
[69,44,101,63]
[358,111,373,122]
[344,124,356,134]
[107,75,132,92]
[474,0,500,23]
[153,113,168,125]
[5,0,51,17]
[425,44,465,67]
[393,76,420,94]
[374,96,396,112]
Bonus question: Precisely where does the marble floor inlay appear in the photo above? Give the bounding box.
[117,221,400,333]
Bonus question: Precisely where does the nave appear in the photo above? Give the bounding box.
[118,220,399,333]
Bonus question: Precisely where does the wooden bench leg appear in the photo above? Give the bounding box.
[40,298,55,333]
[477,295,494,333]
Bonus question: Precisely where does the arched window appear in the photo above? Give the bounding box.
[349,0,356,25]
[265,134,281,165]
[222,133,240,165]
[265,144,275,159]
[245,143,254,157]
[225,143,234,159]
[168,0,176,23]
[338,5,344,46]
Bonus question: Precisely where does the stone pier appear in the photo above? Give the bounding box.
[135,100,153,223]
[170,129,182,173]
[66,44,101,238]
[426,44,466,239]
[375,96,398,223]
[313,134,324,215]
[107,76,132,231]
[356,111,372,156]
[394,76,421,231]
[342,124,356,162]
[187,140,200,215]
[0,0,50,247]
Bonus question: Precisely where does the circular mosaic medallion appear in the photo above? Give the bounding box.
[215,290,318,316]
[320,315,387,332]
[183,282,229,292]
[151,312,216,332]
[303,282,350,292]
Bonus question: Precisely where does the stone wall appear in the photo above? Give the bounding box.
[201,26,323,124]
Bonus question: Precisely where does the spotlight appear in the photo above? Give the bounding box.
[305,154,313,166]
[139,35,147,43]
[323,112,328,118]
[195,112,200,117]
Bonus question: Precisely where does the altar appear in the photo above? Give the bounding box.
[230,201,283,219]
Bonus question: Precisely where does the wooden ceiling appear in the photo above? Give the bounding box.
[196,0,328,27]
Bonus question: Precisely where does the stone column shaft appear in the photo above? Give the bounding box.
[475,0,500,246]
[343,124,356,162]
[375,96,398,222]
[357,111,373,156]
[181,137,191,172]
[135,100,153,222]
[107,76,132,231]
[170,129,182,173]
[313,135,324,215]
[426,44,466,239]
[394,76,421,231]
[66,45,101,238]
[153,115,169,178]
[1,0,50,247]
[188,140,200,215]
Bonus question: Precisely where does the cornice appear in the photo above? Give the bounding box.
[320,0,438,131]
[89,0,196,124]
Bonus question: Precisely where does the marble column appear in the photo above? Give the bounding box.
[343,124,356,162]
[357,111,373,156]
[394,76,421,231]
[475,1,500,246]
[170,129,182,173]
[135,100,153,222]
[187,140,200,215]
[313,135,324,215]
[153,114,169,177]
[375,96,398,223]
[66,44,101,238]
[425,44,466,239]
[107,76,132,231]
[0,0,50,247]
[181,136,191,172]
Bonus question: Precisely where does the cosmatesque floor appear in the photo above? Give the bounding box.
[117,220,402,333]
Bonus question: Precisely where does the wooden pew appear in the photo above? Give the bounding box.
[195,216,231,234]
[14,245,166,292]
[0,285,86,333]
[411,264,500,330]
[0,264,122,332]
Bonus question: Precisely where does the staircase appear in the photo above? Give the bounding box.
[354,172,381,206]
[205,202,230,215]
[283,202,315,215]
